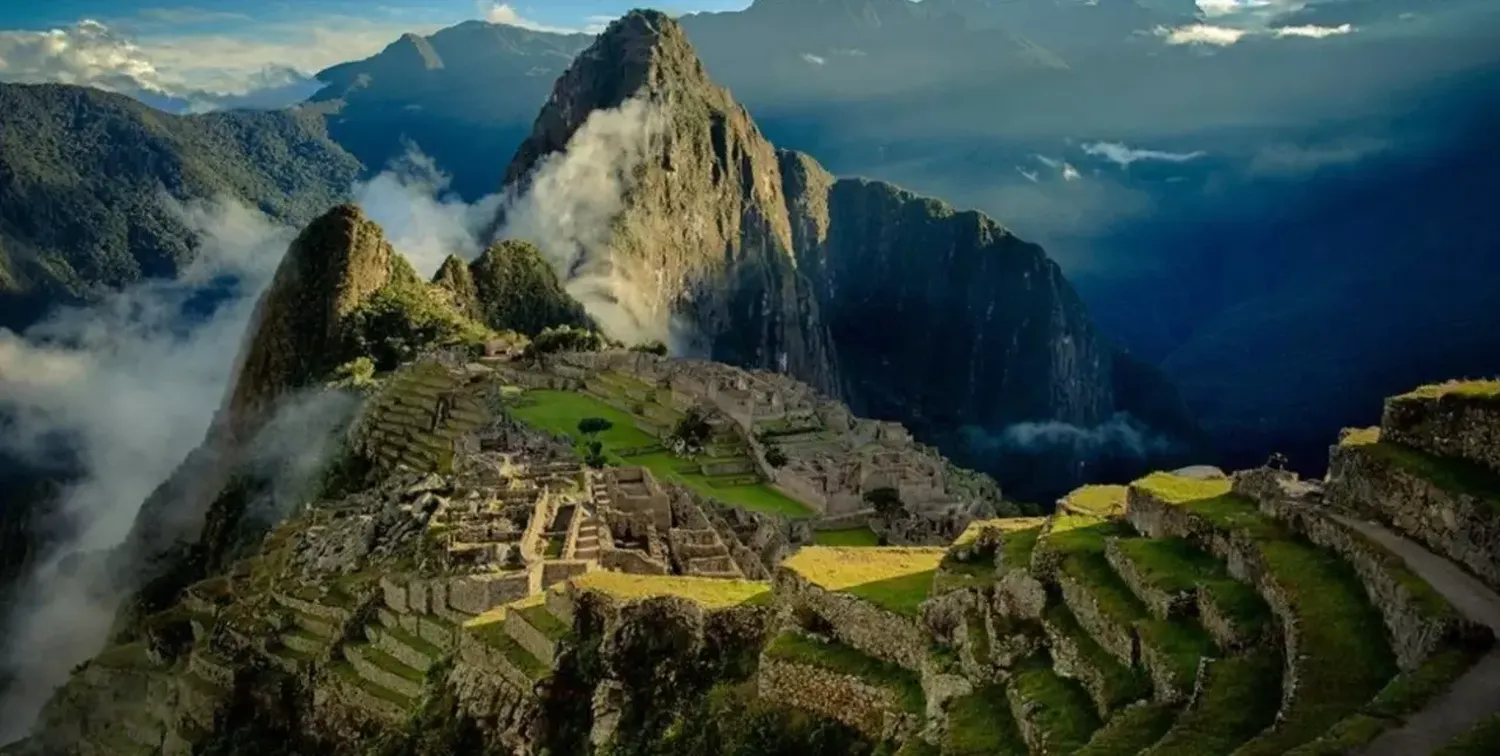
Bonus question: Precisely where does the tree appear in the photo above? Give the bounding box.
[764,445,788,469]
[584,440,608,469]
[672,407,713,451]
[630,340,669,356]
[864,487,906,521]
[577,417,614,437]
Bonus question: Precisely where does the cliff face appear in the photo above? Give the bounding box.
[502,11,1180,496]
[468,240,592,337]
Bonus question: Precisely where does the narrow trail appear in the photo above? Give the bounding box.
[1330,513,1500,756]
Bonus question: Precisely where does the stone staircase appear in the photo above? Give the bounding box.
[571,507,602,561]
[460,591,575,692]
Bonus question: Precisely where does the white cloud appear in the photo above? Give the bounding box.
[0,15,445,111]
[498,97,672,347]
[1034,155,1083,181]
[1062,163,1082,181]
[801,53,827,65]
[1249,136,1390,174]
[480,2,582,34]
[1016,167,1040,183]
[1196,0,1279,18]
[354,146,505,278]
[1154,23,1251,46]
[1083,141,1207,168]
[1273,23,1355,38]
[0,195,299,741]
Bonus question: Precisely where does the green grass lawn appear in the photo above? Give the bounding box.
[508,390,814,517]
[815,527,881,547]
[945,685,1029,756]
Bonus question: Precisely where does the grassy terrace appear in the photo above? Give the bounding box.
[1075,702,1178,756]
[570,571,772,608]
[1138,619,1216,695]
[331,661,414,706]
[1009,659,1102,752]
[780,546,944,617]
[813,526,881,547]
[1396,379,1500,401]
[1061,485,1129,517]
[354,643,424,682]
[945,685,1029,756]
[467,620,549,680]
[1044,604,1150,710]
[1289,645,1492,755]
[1003,525,1043,571]
[1132,473,1398,755]
[517,603,570,640]
[764,631,925,713]
[1437,712,1500,756]
[508,389,813,517]
[1340,427,1500,516]
[1145,650,1282,756]
[1113,537,1272,640]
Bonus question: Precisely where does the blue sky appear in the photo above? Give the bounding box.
[0,1,748,31]
[0,2,749,98]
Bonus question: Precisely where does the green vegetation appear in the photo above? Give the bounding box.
[344,270,490,371]
[1397,379,1500,401]
[814,527,881,547]
[944,685,1028,756]
[1113,536,1270,640]
[355,643,425,683]
[1075,702,1178,756]
[781,547,944,617]
[1135,475,1397,755]
[1045,514,1133,558]
[764,632,925,714]
[1044,604,1151,709]
[332,661,414,706]
[933,558,996,595]
[1062,485,1129,517]
[469,239,591,336]
[468,621,549,680]
[1137,619,1216,695]
[1002,526,1043,571]
[1062,551,1149,631]
[1146,650,1282,756]
[966,610,991,667]
[1436,712,1500,756]
[648,681,878,756]
[1290,646,1491,755]
[571,572,772,608]
[1009,659,1103,752]
[0,84,358,310]
[517,604,570,641]
[508,389,814,517]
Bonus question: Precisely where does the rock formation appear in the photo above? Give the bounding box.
[468,240,592,337]
[500,11,1193,498]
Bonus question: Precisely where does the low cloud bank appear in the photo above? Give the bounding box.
[354,146,505,279]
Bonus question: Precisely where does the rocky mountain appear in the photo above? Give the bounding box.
[310,21,593,200]
[0,84,361,333]
[500,11,1194,499]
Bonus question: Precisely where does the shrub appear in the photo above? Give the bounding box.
[764,446,788,468]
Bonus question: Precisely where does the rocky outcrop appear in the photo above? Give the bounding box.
[432,254,482,320]
[1382,385,1500,474]
[468,240,591,336]
[220,204,394,440]
[499,11,1193,499]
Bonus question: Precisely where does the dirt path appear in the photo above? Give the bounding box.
[1330,513,1500,756]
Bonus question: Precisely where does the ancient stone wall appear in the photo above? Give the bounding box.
[1327,444,1500,591]
[1383,393,1500,474]
[755,657,915,741]
[775,570,929,671]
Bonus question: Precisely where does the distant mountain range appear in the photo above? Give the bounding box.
[1,0,1498,487]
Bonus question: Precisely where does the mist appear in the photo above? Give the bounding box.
[0,196,295,743]
[354,145,506,278]
[496,97,672,348]
[960,412,1177,463]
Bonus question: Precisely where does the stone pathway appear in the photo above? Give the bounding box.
[1330,513,1500,756]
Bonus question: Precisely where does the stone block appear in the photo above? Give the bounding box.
[1057,572,1137,666]
[380,576,409,614]
[344,645,424,699]
[1103,538,1195,621]
[775,570,930,671]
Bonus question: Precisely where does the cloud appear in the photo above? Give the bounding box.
[0,15,444,111]
[1273,23,1355,38]
[497,97,673,348]
[1083,141,1208,168]
[993,414,1175,459]
[480,2,582,34]
[801,53,827,65]
[0,195,300,742]
[1016,167,1040,183]
[1248,136,1391,174]
[1154,23,1251,46]
[1196,0,1284,18]
[353,146,505,278]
